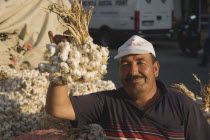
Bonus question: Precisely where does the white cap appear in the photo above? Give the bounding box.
[114,35,156,59]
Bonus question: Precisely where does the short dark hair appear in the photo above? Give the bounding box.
[150,53,157,63]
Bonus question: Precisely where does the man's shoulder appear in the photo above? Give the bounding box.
[166,87,194,100]
[157,80,196,105]
[163,86,198,110]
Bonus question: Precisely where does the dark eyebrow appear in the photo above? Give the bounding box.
[120,60,129,64]
[136,58,145,61]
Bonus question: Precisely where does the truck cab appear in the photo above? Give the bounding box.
[76,0,174,47]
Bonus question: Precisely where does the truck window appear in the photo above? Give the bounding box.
[82,1,96,6]
[98,0,112,6]
[115,0,128,6]
[145,0,152,4]
[161,0,166,4]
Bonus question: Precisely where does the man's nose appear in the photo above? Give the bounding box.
[129,63,138,76]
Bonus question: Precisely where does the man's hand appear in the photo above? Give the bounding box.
[48,31,67,44]
[48,30,72,44]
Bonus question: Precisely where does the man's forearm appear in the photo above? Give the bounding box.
[46,82,75,120]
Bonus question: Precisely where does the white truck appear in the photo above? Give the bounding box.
[77,0,174,47]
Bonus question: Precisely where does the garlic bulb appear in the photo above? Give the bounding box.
[59,62,69,73]
[38,63,47,73]
[58,52,68,62]
[44,43,57,58]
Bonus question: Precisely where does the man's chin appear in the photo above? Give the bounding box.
[126,86,145,98]
[124,81,145,90]
[129,79,145,85]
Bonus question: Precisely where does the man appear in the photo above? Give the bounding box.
[46,35,209,139]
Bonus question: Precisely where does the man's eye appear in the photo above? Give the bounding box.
[121,63,129,67]
[137,62,142,65]
[137,61,145,65]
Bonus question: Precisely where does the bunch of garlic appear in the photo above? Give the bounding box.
[0,65,49,140]
[39,41,109,85]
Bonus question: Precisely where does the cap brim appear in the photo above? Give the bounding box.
[114,49,153,59]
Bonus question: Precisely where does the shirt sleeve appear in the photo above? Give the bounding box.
[70,92,105,126]
[184,100,210,140]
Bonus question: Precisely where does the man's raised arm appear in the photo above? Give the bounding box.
[45,83,76,120]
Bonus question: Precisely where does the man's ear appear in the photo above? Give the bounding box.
[154,61,160,77]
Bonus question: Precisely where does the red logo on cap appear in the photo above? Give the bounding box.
[128,39,141,46]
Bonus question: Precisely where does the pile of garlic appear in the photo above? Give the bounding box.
[0,64,116,139]
[0,65,49,139]
[39,41,109,85]
[69,78,116,96]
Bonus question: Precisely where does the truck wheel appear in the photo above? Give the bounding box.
[99,31,111,47]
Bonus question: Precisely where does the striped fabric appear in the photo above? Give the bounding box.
[103,124,185,140]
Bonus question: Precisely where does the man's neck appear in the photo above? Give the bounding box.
[134,88,161,110]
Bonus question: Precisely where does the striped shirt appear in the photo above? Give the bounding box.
[70,80,209,140]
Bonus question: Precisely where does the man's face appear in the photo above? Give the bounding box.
[119,54,160,98]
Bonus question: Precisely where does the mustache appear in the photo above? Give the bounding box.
[125,75,146,81]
